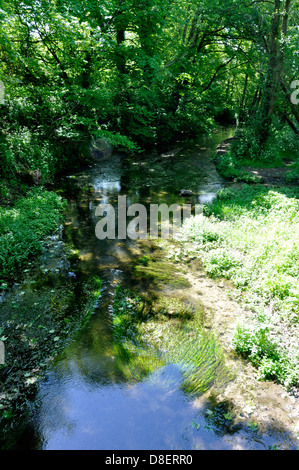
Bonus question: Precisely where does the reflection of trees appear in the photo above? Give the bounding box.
[58,299,124,387]
[21,361,298,450]
[119,131,232,197]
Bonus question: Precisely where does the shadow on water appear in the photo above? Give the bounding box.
[12,128,299,450]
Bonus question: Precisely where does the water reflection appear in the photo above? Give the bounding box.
[24,363,262,450]
[198,193,218,205]
[31,364,200,450]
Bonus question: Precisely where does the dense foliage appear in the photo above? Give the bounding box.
[0,0,298,184]
[0,188,66,280]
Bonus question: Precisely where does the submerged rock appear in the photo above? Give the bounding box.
[180,189,193,197]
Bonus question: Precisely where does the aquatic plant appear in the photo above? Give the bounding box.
[112,286,232,396]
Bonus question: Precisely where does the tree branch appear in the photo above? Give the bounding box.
[201,56,235,92]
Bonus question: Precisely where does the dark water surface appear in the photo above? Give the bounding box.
[13,128,296,450]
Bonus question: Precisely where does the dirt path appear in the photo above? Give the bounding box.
[216,137,297,186]
[242,165,291,185]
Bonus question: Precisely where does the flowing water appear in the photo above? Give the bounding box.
[10,128,298,450]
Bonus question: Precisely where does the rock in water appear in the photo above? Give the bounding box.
[180,189,193,197]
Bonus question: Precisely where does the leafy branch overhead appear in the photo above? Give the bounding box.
[0,0,297,183]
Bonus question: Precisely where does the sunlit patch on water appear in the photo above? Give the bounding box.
[198,193,217,204]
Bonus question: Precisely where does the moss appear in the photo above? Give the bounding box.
[133,244,191,289]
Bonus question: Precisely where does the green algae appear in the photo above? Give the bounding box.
[111,286,233,396]
[133,243,191,289]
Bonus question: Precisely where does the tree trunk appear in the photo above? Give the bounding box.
[257,0,281,146]
[116,28,127,74]
[240,74,248,110]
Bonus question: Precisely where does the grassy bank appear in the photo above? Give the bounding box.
[0,187,67,283]
[180,184,299,389]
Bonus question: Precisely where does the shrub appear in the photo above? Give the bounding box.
[0,188,66,281]
[233,317,299,388]
[202,247,243,279]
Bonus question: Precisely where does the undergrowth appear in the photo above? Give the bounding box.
[0,187,67,282]
[180,184,299,389]
[215,124,299,182]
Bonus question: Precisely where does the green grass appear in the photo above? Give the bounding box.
[180,184,299,388]
[0,187,67,282]
[182,185,299,313]
[232,312,299,388]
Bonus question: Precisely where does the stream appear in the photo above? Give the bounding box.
[8,127,298,450]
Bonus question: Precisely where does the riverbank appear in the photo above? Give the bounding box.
[208,137,299,391]
[179,184,299,387]
[0,187,67,282]
[0,187,102,449]
[108,234,299,448]
[0,246,102,449]
[165,182,299,446]
[179,255,299,448]
[213,131,299,186]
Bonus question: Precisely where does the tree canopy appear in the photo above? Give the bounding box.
[0,0,298,182]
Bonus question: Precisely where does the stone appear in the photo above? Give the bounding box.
[180,189,193,197]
